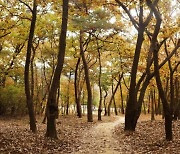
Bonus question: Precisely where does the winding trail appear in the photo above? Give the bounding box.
[74,116,125,154]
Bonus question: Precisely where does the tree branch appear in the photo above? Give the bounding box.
[18,0,33,13]
[115,0,139,30]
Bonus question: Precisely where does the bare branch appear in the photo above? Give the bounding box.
[115,0,139,30]
[18,0,33,13]
[0,32,11,39]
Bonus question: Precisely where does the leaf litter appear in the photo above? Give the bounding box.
[0,115,180,154]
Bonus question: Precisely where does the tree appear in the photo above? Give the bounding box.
[107,74,123,116]
[97,38,103,121]
[74,57,83,118]
[45,0,69,138]
[164,40,180,119]
[80,31,93,122]
[24,0,37,133]
[115,0,156,131]
[146,0,173,140]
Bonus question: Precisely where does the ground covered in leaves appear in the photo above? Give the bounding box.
[0,115,115,154]
[0,114,180,154]
[114,117,180,154]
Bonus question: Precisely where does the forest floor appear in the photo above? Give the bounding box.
[0,114,180,154]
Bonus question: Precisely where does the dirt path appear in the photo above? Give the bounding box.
[74,116,126,154]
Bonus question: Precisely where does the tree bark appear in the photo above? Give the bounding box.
[147,0,172,140]
[108,74,122,116]
[151,90,155,121]
[97,40,103,121]
[103,89,108,116]
[45,0,69,139]
[80,31,93,122]
[24,0,37,133]
[119,81,124,114]
[174,77,180,120]
[125,24,145,130]
[74,58,82,118]
[66,70,72,115]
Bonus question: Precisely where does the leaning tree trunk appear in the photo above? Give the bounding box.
[80,31,93,122]
[119,81,124,114]
[124,26,144,130]
[147,0,172,140]
[108,74,122,116]
[45,0,69,139]
[24,0,37,133]
[154,48,172,140]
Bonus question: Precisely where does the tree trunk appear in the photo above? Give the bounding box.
[173,77,180,120]
[125,20,145,130]
[66,71,72,115]
[103,90,108,116]
[24,0,37,133]
[108,74,122,116]
[124,28,144,130]
[143,101,146,114]
[113,98,118,115]
[45,0,69,138]
[74,58,82,118]
[80,31,93,122]
[97,41,103,121]
[151,90,155,121]
[154,41,173,141]
[119,81,124,114]
[146,0,173,140]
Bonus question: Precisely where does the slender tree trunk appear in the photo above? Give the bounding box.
[143,101,146,114]
[151,90,155,121]
[113,98,118,115]
[30,49,35,111]
[174,77,180,120]
[24,0,37,133]
[111,79,118,115]
[74,58,82,118]
[45,0,69,138]
[119,81,124,114]
[157,93,161,115]
[66,71,72,115]
[154,49,172,140]
[164,42,179,118]
[108,74,122,116]
[147,0,172,140]
[103,90,108,116]
[80,31,93,122]
[97,40,103,121]
[148,93,150,114]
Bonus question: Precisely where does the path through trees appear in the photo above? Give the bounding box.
[75,116,125,154]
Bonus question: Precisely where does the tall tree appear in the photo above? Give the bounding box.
[24,0,37,133]
[80,31,93,122]
[74,58,82,118]
[164,40,180,118]
[45,0,69,138]
[97,39,103,121]
[115,0,148,130]
[146,0,172,140]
